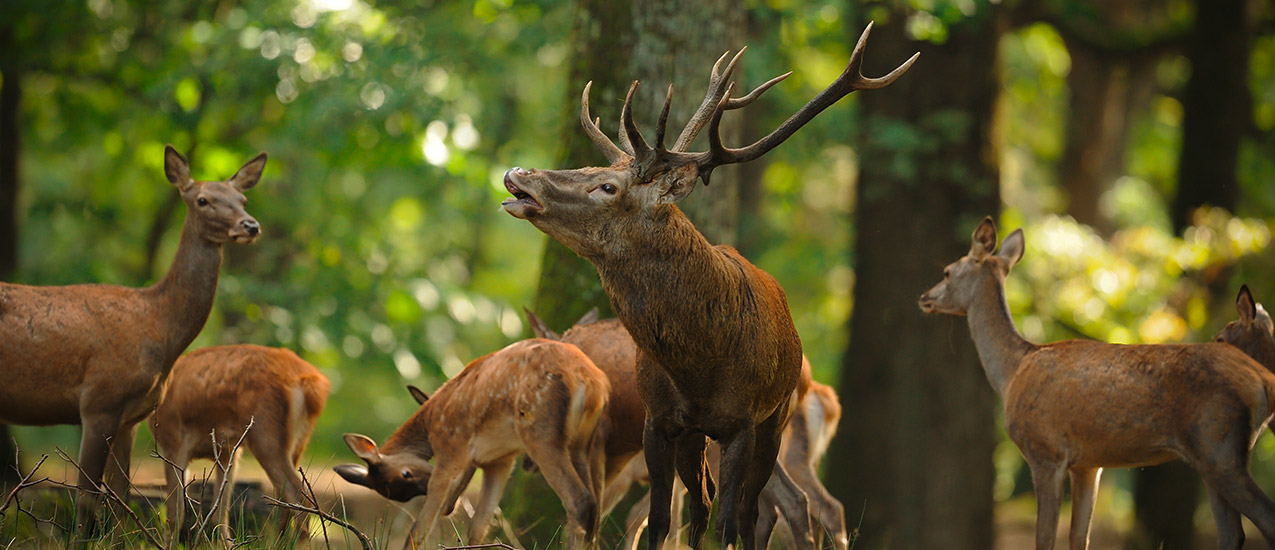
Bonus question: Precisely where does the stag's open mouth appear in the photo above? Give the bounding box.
[501,170,543,219]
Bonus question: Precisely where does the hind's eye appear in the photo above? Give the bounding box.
[401,469,413,479]
[197,197,209,207]
[600,183,617,194]
[1216,336,1226,343]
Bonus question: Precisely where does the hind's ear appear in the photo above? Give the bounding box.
[524,307,561,340]
[343,433,380,462]
[164,145,192,192]
[970,217,997,260]
[406,385,429,405]
[1238,285,1257,324]
[575,307,600,326]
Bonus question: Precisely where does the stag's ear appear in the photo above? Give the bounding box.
[524,308,560,340]
[998,229,1025,272]
[230,152,267,191]
[164,145,192,191]
[343,433,380,462]
[656,165,699,205]
[405,385,429,405]
[575,307,600,327]
[970,217,998,260]
[1238,285,1257,324]
[333,464,372,488]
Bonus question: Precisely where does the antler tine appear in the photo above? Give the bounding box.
[699,82,735,186]
[693,21,919,176]
[724,71,790,110]
[845,21,920,90]
[654,84,674,152]
[580,81,630,165]
[621,80,654,161]
[672,48,746,152]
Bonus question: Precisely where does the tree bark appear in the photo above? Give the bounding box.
[827,8,1003,550]
[518,1,744,544]
[1170,0,1250,233]
[0,22,22,490]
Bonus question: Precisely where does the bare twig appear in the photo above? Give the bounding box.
[298,467,332,548]
[439,543,519,550]
[195,416,254,545]
[53,448,165,550]
[261,496,373,550]
[1,454,49,515]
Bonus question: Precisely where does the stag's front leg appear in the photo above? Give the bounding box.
[714,422,757,550]
[735,407,787,550]
[644,420,678,550]
[675,433,713,548]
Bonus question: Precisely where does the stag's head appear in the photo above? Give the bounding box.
[334,433,433,502]
[1215,285,1275,371]
[502,23,917,257]
[919,217,1024,316]
[164,145,265,245]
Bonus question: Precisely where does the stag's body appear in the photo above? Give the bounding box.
[336,339,610,550]
[920,218,1275,550]
[503,25,914,550]
[0,146,264,534]
[150,345,329,543]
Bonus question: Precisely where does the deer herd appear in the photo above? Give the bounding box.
[2,21,1274,550]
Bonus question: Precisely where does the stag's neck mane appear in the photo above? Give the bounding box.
[143,212,223,360]
[593,205,744,355]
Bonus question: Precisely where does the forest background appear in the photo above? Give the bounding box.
[2,0,1275,548]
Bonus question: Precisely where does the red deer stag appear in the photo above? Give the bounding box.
[1216,285,1275,372]
[149,345,329,544]
[334,339,610,550]
[502,24,915,550]
[0,146,265,535]
[919,217,1275,550]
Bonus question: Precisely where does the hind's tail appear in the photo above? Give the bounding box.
[288,373,331,464]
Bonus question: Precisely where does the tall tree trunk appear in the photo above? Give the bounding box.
[1170,0,1250,233]
[1134,0,1252,546]
[1058,38,1157,234]
[0,22,22,489]
[518,1,744,544]
[827,8,1003,550]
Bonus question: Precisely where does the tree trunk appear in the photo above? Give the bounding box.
[1058,37,1157,234]
[1169,0,1250,233]
[0,22,22,490]
[518,1,744,545]
[827,9,1002,550]
[1133,0,1252,546]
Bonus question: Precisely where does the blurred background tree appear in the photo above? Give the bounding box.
[1,0,1274,548]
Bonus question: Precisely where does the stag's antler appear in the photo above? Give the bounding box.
[582,21,919,185]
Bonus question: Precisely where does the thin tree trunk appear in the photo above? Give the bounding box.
[1170,0,1251,232]
[827,8,1002,549]
[1133,0,1252,545]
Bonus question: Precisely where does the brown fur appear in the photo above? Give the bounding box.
[1216,285,1275,373]
[335,339,610,550]
[149,345,328,542]
[919,217,1275,550]
[0,146,265,534]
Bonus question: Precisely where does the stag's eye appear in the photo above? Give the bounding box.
[600,183,617,195]
[197,197,209,207]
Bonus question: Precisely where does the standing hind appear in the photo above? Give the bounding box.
[149,345,329,544]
